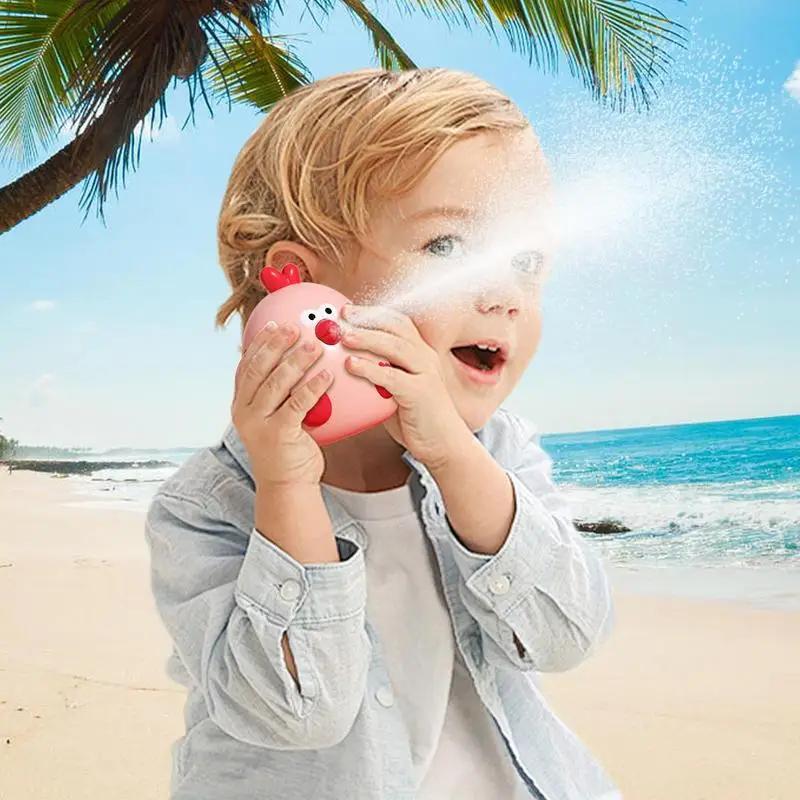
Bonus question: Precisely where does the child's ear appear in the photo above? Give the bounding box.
[265,241,322,283]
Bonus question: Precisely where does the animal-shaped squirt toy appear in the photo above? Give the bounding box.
[242,263,398,445]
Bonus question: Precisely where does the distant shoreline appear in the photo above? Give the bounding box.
[8,412,798,457]
[2,459,632,535]
[4,459,176,476]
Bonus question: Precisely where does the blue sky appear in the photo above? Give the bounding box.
[1,1,798,449]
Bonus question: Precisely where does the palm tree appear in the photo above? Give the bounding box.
[0,415,18,461]
[0,0,683,234]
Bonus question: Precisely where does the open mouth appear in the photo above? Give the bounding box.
[450,342,507,373]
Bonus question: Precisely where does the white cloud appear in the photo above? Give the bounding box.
[60,107,181,145]
[30,299,56,312]
[28,374,57,407]
[785,62,800,102]
[145,115,181,144]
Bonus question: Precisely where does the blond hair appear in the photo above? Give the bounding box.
[216,67,530,328]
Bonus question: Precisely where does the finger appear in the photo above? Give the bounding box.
[234,323,299,407]
[250,339,325,416]
[340,328,419,373]
[274,369,335,427]
[235,322,289,392]
[345,355,405,398]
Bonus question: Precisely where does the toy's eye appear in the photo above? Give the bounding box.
[319,305,338,319]
[300,309,318,326]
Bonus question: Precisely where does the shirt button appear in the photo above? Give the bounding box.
[279,580,302,601]
[488,574,511,596]
[375,686,394,708]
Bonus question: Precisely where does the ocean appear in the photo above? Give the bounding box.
[64,414,800,607]
[545,414,799,570]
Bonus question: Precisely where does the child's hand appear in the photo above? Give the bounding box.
[340,306,472,471]
[232,323,333,488]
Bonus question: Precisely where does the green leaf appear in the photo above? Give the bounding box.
[0,0,121,165]
[340,0,417,71]
[392,0,685,108]
[201,28,311,113]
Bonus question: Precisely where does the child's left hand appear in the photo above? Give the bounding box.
[340,305,472,470]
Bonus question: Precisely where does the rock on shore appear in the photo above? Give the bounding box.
[5,460,175,476]
[574,519,631,534]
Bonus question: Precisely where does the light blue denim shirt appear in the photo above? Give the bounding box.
[145,408,621,800]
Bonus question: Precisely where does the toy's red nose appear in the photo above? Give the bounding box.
[315,319,341,345]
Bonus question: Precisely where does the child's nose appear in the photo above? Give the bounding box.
[475,285,522,319]
[476,300,520,319]
[315,319,342,345]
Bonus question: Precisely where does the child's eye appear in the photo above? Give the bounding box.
[423,234,465,259]
[512,250,544,278]
[300,309,319,326]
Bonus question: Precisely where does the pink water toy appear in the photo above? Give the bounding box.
[242,263,397,445]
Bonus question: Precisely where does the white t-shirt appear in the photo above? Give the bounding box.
[324,481,529,799]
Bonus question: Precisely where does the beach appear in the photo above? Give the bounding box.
[1,470,799,800]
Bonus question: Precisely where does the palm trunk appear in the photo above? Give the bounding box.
[0,122,105,234]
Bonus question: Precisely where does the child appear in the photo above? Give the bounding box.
[145,67,620,800]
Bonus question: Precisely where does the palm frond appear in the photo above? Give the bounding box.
[63,0,209,214]
[220,0,281,31]
[340,0,417,71]
[299,0,337,30]
[393,0,685,108]
[201,11,311,112]
[0,0,121,165]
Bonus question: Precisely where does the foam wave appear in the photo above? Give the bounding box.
[564,479,800,567]
[66,466,178,510]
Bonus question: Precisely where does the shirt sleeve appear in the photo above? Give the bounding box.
[445,415,615,673]
[145,481,371,750]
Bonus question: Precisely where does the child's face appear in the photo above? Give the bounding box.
[313,130,549,432]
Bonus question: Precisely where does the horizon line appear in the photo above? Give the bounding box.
[10,411,799,453]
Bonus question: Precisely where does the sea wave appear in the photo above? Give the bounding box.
[562,479,800,567]
[65,466,179,511]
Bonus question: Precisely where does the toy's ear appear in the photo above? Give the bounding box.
[260,266,288,293]
[282,263,301,285]
[260,262,302,293]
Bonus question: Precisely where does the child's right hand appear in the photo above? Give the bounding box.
[232,323,334,489]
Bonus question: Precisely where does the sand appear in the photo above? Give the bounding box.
[1,470,798,800]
